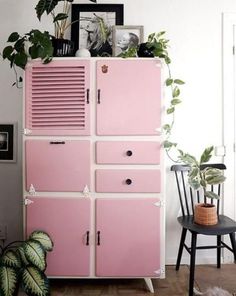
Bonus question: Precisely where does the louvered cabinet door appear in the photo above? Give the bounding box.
[96,59,161,135]
[25,60,90,135]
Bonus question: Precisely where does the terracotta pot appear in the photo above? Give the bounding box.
[194,203,218,225]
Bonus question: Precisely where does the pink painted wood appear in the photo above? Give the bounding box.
[26,197,90,276]
[96,59,161,135]
[26,140,90,192]
[96,169,161,193]
[96,141,160,164]
[96,198,161,276]
[25,59,90,135]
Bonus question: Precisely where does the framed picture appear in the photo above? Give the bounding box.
[112,25,144,57]
[71,4,124,56]
[0,123,17,163]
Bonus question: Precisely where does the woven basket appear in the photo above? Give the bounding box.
[194,203,218,225]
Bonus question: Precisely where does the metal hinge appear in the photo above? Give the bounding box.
[29,184,36,196]
[154,268,165,276]
[24,198,34,205]
[154,200,165,207]
[233,45,235,55]
[83,185,90,197]
[23,128,32,135]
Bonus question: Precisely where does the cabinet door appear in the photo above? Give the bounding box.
[96,59,161,135]
[25,60,90,136]
[96,198,160,277]
[26,197,91,276]
[26,140,90,192]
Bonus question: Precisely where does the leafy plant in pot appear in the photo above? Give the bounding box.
[0,230,53,296]
[178,146,226,225]
[35,0,97,56]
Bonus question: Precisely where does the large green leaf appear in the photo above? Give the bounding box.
[17,246,30,266]
[0,266,18,296]
[23,240,46,271]
[1,250,21,269]
[29,231,53,252]
[200,146,214,164]
[53,13,68,23]
[22,266,50,296]
[35,0,58,20]
[205,191,220,200]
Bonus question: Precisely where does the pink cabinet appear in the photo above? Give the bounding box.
[26,197,91,276]
[96,141,160,164]
[96,60,161,135]
[96,198,161,276]
[25,140,90,192]
[96,169,161,193]
[25,60,90,136]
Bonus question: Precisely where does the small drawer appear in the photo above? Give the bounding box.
[96,169,161,193]
[96,141,160,164]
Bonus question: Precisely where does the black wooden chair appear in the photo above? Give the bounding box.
[171,163,236,296]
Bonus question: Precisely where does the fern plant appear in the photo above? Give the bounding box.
[0,231,53,296]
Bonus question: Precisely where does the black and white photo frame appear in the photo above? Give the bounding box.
[0,123,17,163]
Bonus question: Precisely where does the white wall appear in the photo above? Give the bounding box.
[1,0,236,263]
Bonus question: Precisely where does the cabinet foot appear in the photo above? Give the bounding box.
[144,278,154,293]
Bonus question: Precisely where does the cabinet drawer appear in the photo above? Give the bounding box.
[25,140,90,192]
[96,141,160,164]
[96,169,161,193]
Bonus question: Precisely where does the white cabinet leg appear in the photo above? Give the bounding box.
[144,278,154,293]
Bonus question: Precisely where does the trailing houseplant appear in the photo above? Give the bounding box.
[0,230,53,296]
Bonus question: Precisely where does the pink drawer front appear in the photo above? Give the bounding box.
[96,141,160,164]
[96,169,161,193]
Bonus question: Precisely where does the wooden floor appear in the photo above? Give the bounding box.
[47,264,236,296]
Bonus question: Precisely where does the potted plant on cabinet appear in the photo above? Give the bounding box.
[178,146,226,225]
[0,230,53,296]
[35,0,97,56]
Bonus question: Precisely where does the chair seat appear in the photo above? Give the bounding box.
[177,215,236,235]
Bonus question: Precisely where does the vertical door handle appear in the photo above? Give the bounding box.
[86,231,89,245]
[86,89,90,104]
[97,89,101,104]
[97,231,100,245]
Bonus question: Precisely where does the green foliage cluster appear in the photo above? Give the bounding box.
[0,231,53,296]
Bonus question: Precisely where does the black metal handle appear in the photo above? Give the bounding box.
[97,89,101,104]
[126,150,133,157]
[126,179,132,185]
[50,141,65,144]
[97,231,100,245]
[86,89,90,104]
[86,231,89,246]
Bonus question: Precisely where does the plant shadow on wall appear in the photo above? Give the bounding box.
[1,0,97,87]
[0,231,53,296]
[120,31,227,220]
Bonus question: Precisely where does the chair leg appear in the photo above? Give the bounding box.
[217,235,221,268]
[176,227,187,271]
[229,232,236,263]
[189,232,197,296]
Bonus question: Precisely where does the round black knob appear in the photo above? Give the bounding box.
[126,150,133,157]
[126,179,132,185]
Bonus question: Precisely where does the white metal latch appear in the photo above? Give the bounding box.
[154,268,165,275]
[23,128,32,135]
[24,198,34,205]
[154,200,165,207]
[29,184,36,195]
[83,185,90,197]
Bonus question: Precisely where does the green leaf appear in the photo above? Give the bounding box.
[174,79,185,85]
[205,191,220,200]
[35,0,58,20]
[22,266,50,296]
[171,98,182,105]
[162,124,171,133]
[29,231,53,252]
[2,46,14,59]
[205,174,226,185]
[163,140,177,149]
[167,107,175,114]
[7,32,20,42]
[178,151,198,166]
[1,250,21,268]
[0,266,18,296]
[166,78,173,86]
[23,240,46,271]
[200,146,214,164]
[147,32,155,42]
[14,52,28,69]
[17,246,30,265]
[53,13,68,23]
[172,86,180,98]
[189,167,199,178]
[188,177,201,190]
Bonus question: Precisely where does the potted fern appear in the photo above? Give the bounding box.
[0,230,53,296]
[35,0,97,56]
[178,146,226,225]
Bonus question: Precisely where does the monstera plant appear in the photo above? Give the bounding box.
[0,230,53,296]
